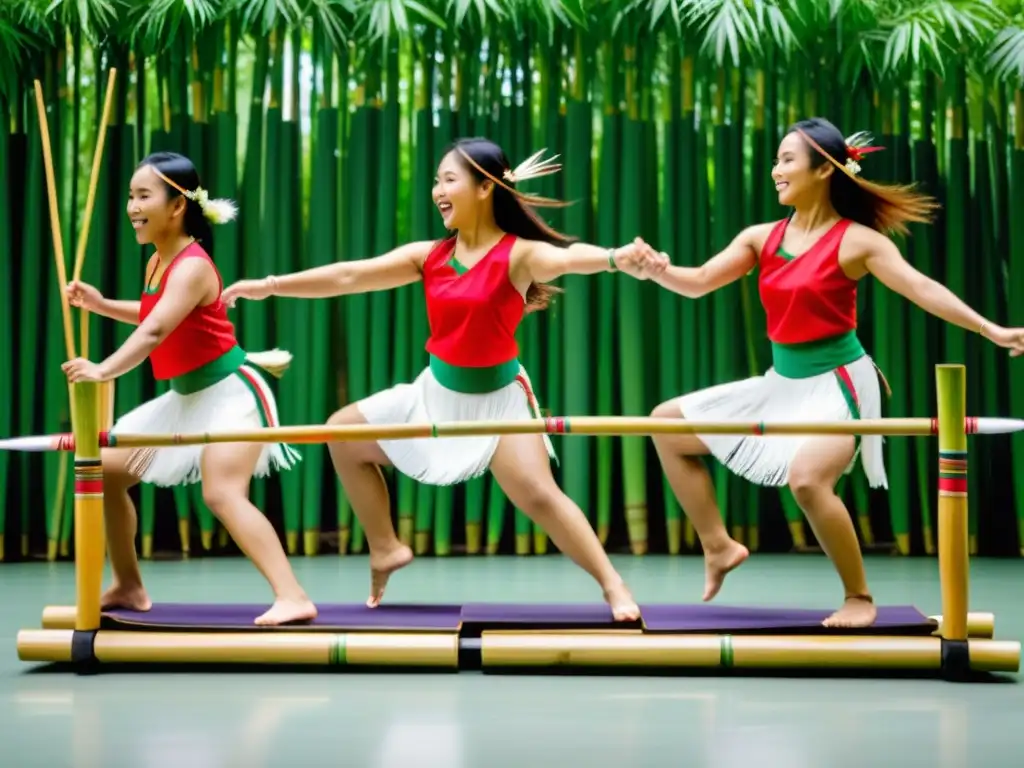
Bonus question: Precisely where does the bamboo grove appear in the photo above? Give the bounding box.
[1,0,1023,564]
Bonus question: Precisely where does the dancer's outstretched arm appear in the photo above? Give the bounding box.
[650,223,773,299]
[858,227,1024,356]
[222,241,434,305]
[518,237,667,283]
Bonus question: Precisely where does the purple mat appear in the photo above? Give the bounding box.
[100,602,935,635]
[640,603,933,634]
[103,602,464,631]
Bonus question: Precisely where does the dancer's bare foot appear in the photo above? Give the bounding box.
[100,583,152,612]
[603,582,641,622]
[254,597,319,626]
[367,543,414,607]
[702,539,749,601]
[822,595,877,628]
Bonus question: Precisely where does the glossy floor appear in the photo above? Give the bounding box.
[2,553,1022,767]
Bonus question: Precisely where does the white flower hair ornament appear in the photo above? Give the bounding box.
[183,185,238,224]
[843,131,885,176]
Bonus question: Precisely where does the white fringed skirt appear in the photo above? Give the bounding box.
[110,364,301,487]
[675,354,887,489]
[356,365,555,485]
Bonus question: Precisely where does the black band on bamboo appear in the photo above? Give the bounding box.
[940,638,971,682]
[71,629,99,675]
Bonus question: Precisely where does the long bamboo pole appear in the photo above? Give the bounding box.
[73,68,118,358]
[3,416,1022,453]
[33,80,75,362]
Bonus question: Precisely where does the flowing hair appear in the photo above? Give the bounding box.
[444,137,575,312]
[789,117,940,235]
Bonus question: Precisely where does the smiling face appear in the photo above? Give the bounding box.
[126,164,186,245]
[772,131,833,207]
[432,150,493,231]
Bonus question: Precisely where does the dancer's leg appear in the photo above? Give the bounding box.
[99,448,150,611]
[787,436,876,628]
[200,442,317,625]
[489,433,640,621]
[325,404,412,607]
[649,400,749,600]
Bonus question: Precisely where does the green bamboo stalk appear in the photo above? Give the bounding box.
[616,37,648,554]
[1009,91,1024,554]
[372,43,403,555]
[44,44,73,561]
[274,26,306,555]
[879,91,910,554]
[403,34,435,549]
[944,65,973,553]
[302,23,339,556]
[0,96,9,559]
[562,30,595,537]
[909,75,938,555]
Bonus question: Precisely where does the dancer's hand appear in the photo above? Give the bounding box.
[986,325,1024,357]
[222,277,276,308]
[614,238,668,280]
[62,358,113,383]
[66,280,103,311]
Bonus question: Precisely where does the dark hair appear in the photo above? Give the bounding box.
[787,117,939,235]
[136,151,216,257]
[444,137,576,312]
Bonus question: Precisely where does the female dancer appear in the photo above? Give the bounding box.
[645,117,1024,628]
[222,137,665,620]
[62,151,316,626]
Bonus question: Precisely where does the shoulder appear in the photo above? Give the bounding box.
[412,238,453,268]
[166,250,216,286]
[738,221,783,253]
[842,221,896,256]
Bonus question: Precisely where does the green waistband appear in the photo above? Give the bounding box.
[429,355,520,394]
[170,345,247,394]
[771,330,865,379]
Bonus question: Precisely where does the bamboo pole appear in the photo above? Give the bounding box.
[71,381,104,632]
[4,415,1021,454]
[936,364,969,644]
[32,80,75,362]
[72,68,117,358]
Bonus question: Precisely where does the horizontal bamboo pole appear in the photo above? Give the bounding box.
[17,629,460,667]
[18,628,1017,674]
[478,632,1020,674]
[3,416,1023,453]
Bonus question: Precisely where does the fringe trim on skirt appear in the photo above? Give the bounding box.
[356,365,555,486]
[675,354,887,489]
[110,364,301,487]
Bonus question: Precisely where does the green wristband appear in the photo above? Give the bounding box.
[608,249,617,271]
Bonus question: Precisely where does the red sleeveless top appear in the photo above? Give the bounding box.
[422,234,524,367]
[140,242,239,380]
[758,218,858,344]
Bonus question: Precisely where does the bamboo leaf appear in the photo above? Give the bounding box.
[987,26,1024,85]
